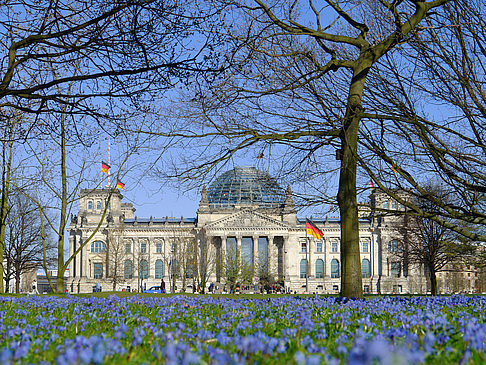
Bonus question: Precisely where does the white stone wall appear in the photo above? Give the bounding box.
[68,188,430,294]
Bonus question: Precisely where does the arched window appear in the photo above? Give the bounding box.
[300,259,308,278]
[361,259,371,278]
[88,201,93,210]
[140,260,148,279]
[96,201,101,210]
[124,260,133,279]
[315,259,324,278]
[155,259,164,279]
[383,201,389,209]
[331,259,340,278]
[91,241,106,253]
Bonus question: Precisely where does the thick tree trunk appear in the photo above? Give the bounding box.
[430,267,438,295]
[55,115,67,293]
[337,63,370,299]
[0,140,13,293]
[15,269,20,293]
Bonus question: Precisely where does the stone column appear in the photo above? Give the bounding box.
[282,236,289,284]
[221,235,227,258]
[79,235,85,277]
[236,236,242,262]
[252,235,259,270]
[69,233,76,278]
[267,235,275,278]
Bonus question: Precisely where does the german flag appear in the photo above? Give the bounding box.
[101,161,110,173]
[370,180,375,188]
[306,219,324,240]
[116,181,125,190]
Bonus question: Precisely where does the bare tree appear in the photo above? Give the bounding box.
[399,185,462,295]
[105,226,128,291]
[4,191,56,293]
[223,241,241,293]
[359,0,486,243]
[194,229,216,294]
[0,0,224,293]
[148,0,451,298]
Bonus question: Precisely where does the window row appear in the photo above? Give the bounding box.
[382,200,404,210]
[123,259,165,279]
[299,258,371,279]
[299,259,340,278]
[91,241,164,254]
[122,259,195,280]
[87,200,110,210]
[300,241,370,253]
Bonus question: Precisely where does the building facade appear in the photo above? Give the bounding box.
[68,166,428,294]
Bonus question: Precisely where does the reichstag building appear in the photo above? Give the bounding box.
[68,166,427,294]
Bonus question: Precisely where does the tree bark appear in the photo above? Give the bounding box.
[337,62,370,299]
[15,267,21,293]
[0,139,13,293]
[56,113,67,293]
[429,266,438,295]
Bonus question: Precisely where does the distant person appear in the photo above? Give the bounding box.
[161,279,166,293]
[95,282,101,292]
[32,280,39,294]
[209,282,214,293]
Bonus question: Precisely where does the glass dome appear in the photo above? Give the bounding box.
[208,167,285,208]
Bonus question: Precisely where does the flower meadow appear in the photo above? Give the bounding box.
[0,295,485,364]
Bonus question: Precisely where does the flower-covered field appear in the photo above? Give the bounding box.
[0,294,485,364]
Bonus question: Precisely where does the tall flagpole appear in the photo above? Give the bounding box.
[305,219,309,293]
[107,135,111,188]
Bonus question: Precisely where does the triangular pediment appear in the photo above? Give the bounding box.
[204,209,289,230]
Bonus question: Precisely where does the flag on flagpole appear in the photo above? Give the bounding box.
[391,165,398,173]
[116,181,125,190]
[306,219,324,240]
[370,180,375,188]
[101,161,110,173]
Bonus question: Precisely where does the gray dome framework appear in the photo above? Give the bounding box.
[207,167,285,208]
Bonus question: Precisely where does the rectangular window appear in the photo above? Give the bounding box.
[332,285,339,291]
[156,243,162,253]
[331,242,338,253]
[141,242,147,253]
[391,262,401,278]
[94,263,103,279]
[316,241,323,252]
[363,285,370,293]
[362,241,369,253]
[392,285,402,293]
[125,243,131,254]
[301,241,307,253]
